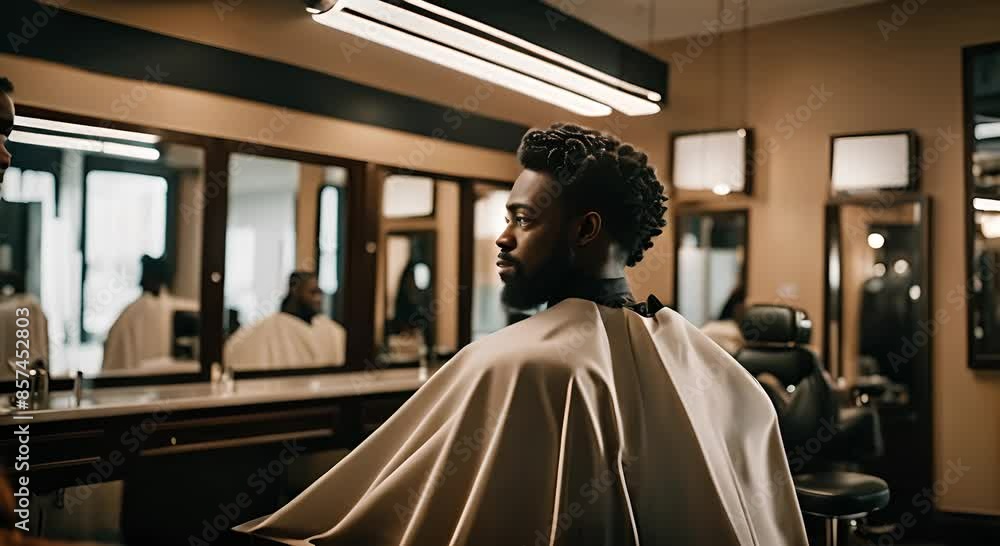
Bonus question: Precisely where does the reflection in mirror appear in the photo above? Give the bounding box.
[968,44,1000,368]
[674,211,747,355]
[2,119,204,379]
[471,184,513,340]
[222,154,347,370]
[826,200,926,403]
[377,176,459,365]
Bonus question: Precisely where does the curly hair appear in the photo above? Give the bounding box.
[0,77,12,94]
[517,123,668,266]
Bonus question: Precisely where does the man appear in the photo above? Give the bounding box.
[224,271,346,369]
[237,125,807,544]
[103,255,198,371]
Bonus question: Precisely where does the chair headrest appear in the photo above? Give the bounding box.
[740,304,812,345]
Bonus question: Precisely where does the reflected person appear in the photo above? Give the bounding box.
[224,271,346,369]
[103,255,197,371]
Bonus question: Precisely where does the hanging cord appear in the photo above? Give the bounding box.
[742,0,750,127]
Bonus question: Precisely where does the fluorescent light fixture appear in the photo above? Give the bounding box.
[974,198,1000,212]
[975,122,1000,140]
[831,133,913,193]
[15,115,160,144]
[10,131,160,161]
[311,0,661,116]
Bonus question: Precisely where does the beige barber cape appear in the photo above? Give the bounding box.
[224,313,346,370]
[236,298,808,545]
[103,291,198,371]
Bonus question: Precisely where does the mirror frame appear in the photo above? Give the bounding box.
[671,207,750,325]
[963,41,1000,370]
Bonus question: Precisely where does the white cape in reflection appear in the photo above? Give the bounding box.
[103,291,198,371]
[236,299,808,545]
[224,313,346,370]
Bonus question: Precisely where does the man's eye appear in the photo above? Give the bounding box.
[515,217,530,226]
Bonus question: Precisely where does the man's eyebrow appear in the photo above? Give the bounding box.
[506,203,536,215]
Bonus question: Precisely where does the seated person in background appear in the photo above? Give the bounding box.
[224,271,346,369]
[700,285,747,356]
[238,124,807,545]
[103,255,197,371]
[0,271,48,378]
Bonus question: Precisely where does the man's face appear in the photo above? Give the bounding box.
[293,275,324,315]
[0,92,14,187]
[495,169,574,309]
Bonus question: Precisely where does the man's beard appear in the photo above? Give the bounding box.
[500,243,574,311]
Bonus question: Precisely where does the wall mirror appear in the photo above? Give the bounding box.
[375,174,459,365]
[965,42,1000,369]
[673,210,747,349]
[670,129,753,196]
[823,195,931,512]
[221,153,349,372]
[1,115,205,382]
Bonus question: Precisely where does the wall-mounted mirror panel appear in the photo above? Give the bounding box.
[222,153,348,371]
[471,184,512,341]
[376,175,459,365]
[673,210,747,355]
[2,121,204,381]
[966,42,1000,369]
[824,196,931,515]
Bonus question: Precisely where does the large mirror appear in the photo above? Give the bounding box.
[673,209,748,355]
[1,115,205,381]
[375,174,459,365]
[824,196,931,515]
[966,42,1000,369]
[221,153,348,371]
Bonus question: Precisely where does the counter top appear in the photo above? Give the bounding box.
[0,368,425,424]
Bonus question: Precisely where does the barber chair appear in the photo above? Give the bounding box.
[736,305,890,546]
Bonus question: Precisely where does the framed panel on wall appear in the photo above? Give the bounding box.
[670,129,753,197]
[829,131,919,196]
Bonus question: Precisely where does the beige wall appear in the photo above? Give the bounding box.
[636,0,1000,514]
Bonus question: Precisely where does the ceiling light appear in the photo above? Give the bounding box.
[311,0,661,116]
[893,259,910,275]
[980,214,1000,239]
[15,115,160,144]
[873,263,887,277]
[10,131,160,161]
[867,233,885,249]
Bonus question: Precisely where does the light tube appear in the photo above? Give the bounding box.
[11,131,161,161]
[333,0,659,115]
[975,122,1000,141]
[15,115,161,144]
[314,9,612,117]
[973,198,1000,212]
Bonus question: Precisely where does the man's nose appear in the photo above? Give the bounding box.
[495,223,515,252]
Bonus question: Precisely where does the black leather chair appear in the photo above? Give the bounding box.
[736,304,890,546]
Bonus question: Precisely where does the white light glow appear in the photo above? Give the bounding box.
[11,131,160,161]
[894,259,910,275]
[867,233,885,249]
[15,115,160,144]
[712,184,731,196]
[975,122,1000,140]
[980,214,1000,239]
[909,285,921,301]
[974,198,1000,212]
[314,9,611,117]
[873,263,887,277]
[400,0,662,109]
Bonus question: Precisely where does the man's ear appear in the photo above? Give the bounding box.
[575,211,602,247]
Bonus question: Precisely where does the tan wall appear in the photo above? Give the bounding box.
[638,0,1000,514]
[296,163,324,271]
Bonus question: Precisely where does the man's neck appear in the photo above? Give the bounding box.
[283,304,316,325]
[546,275,634,309]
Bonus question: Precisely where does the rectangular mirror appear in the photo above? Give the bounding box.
[824,196,931,514]
[470,183,514,341]
[221,153,349,371]
[376,175,459,365]
[670,129,752,196]
[2,117,204,381]
[673,210,747,354]
[966,42,1000,369]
